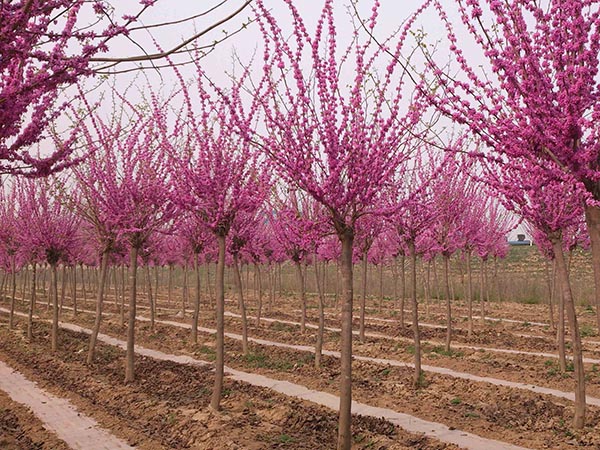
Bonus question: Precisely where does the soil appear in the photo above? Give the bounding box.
[0,314,455,450]
[0,389,70,450]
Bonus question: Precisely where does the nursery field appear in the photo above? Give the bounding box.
[0,250,599,450]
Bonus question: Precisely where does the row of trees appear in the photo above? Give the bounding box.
[4,0,600,448]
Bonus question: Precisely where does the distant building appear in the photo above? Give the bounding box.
[508,233,532,246]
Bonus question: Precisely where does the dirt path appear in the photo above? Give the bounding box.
[0,358,134,450]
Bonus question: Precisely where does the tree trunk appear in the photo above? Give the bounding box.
[585,205,600,331]
[87,251,109,365]
[268,265,274,313]
[211,234,226,411]
[168,264,173,306]
[233,253,249,355]
[27,263,36,341]
[192,256,201,343]
[465,251,473,338]
[400,254,406,326]
[125,246,138,383]
[360,255,367,342]
[120,265,125,327]
[443,255,452,353]
[551,236,586,429]
[59,265,66,317]
[544,259,556,331]
[80,264,87,309]
[294,259,307,334]
[314,253,325,369]
[379,263,384,312]
[425,260,432,318]
[9,256,16,330]
[557,265,567,373]
[146,265,155,332]
[409,241,422,387]
[337,231,354,450]
[72,266,78,316]
[182,264,188,317]
[480,259,486,326]
[255,264,263,328]
[51,264,59,352]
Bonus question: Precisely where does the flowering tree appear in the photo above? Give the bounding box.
[18,179,81,352]
[250,1,423,446]
[169,61,270,410]
[407,0,600,333]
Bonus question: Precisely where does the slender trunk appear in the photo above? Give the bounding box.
[409,241,422,387]
[551,236,586,429]
[337,231,354,450]
[9,256,16,330]
[87,251,109,365]
[146,265,155,332]
[379,263,384,312]
[210,234,226,411]
[294,260,306,334]
[493,256,500,302]
[192,256,200,343]
[335,262,339,306]
[255,264,263,327]
[584,205,600,332]
[120,265,125,327]
[443,255,452,353]
[360,255,367,342]
[432,257,440,305]
[480,259,486,326]
[72,266,78,316]
[557,264,567,373]
[80,264,87,309]
[51,264,59,352]
[125,246,138,383]
[27,264,36,341]
[19,265,27,308]
[314,253,325,369]
[154,265,159,308]
[545,259,556,331]
[466,251,473,338]
[59,265,66,316]
[400,255,406,326]
[425,260,432,318]
[182,264,188,317]
[233,253,249,355]
[168,264,173,306]
[268,265,274,313]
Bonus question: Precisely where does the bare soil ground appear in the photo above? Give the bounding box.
[0,314,454,450]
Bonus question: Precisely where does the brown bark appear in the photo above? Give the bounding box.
[443,255,452,353]
[9,256,16,330]
[400,254,406,326]
[146,265,155,332]
[87,251,109,365]
[210,234,226,411]
[465,251,473,337]
[50,264,59,352]
[584,205,600,331]
[125,246,138,383]
[233,253,249,355]
[360,255,367,342]
[337,230,354,450]
[294,259,307,334]
[408,241,422,387]
[255,264,263,328]
[27,263,36,341]
[551,236,586,429]
[191,256,201,343]
[313,254,325,369]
